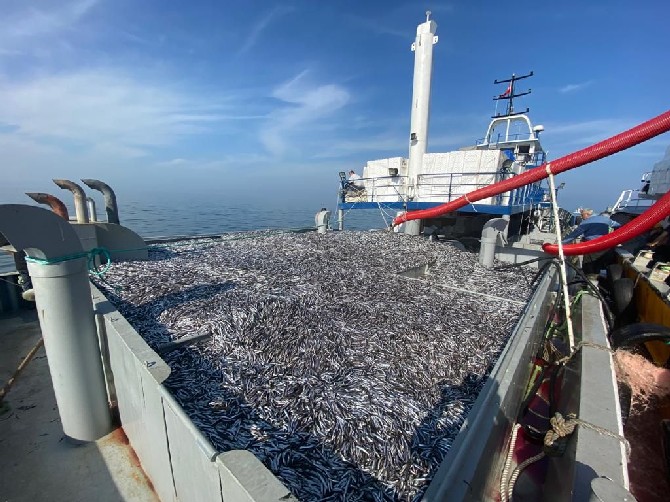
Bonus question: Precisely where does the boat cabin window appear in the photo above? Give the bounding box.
[487,116,534,144]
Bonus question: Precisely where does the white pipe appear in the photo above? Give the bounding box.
[315,209,330,234]
[26,257,112,441]
[0,204,112,442]
[479,218,508,268]
[86,197,97,222]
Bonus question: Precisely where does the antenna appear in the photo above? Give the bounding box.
[492,71,533,118]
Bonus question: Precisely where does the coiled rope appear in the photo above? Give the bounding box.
[501,411,630,501]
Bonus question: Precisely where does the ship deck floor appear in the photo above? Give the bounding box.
[0,310,158,502]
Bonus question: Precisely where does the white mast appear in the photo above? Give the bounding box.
[408,12,438,190]
[405,11,438,235]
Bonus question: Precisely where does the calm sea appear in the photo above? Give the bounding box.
[0,196,390,274]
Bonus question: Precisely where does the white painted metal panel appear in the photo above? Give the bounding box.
[416,150,502,204]
[91,286,177,502]
[447,152,464,173]
[161,389,224,502]
[363,158,407,202]
[217,451,297,501]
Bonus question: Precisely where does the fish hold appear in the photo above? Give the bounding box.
[94,231,533,501]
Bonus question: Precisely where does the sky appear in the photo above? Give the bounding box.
[0,0,669,213]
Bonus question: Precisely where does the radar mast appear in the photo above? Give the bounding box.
[493,71,533,118]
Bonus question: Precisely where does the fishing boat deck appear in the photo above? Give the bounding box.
[0,229,635,501]
[0,311,158,502]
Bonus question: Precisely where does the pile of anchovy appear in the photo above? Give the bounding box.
[94,231,535,501]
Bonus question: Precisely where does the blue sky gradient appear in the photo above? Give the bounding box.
[1,0,669,212]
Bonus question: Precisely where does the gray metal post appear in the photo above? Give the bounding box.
[337,209,344,231]
[479,237,496,267]
[0,204,112,442]
[479,218,508,268]
[404,220,422,236]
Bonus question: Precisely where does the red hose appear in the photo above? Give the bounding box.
[392,109,670,226]
[543,190,670,255]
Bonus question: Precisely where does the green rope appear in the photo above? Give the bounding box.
[21,229,310,277]
[24,245,156,277]
[24,251,89,265]
[87,247,112,276]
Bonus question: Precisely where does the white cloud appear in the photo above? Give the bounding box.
[558,80,593,94]
[546,118,633,146]
[313,134,405,159]
[156,158,189,167]
[0,0,98,54]
[345,14,410,39]
[0,70,228,154]
[430,132,482,150]
[0,133,94,187]
[87,142,148,159]
[238,6,294,55]
[261,71,350,156]
[153,152,273,169]
[346,6,454,39]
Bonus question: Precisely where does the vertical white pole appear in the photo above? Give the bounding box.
[547,168,575,351]
[405,12,438,236]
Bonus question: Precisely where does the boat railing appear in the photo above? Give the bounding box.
[509,151,547,168]
[612,189,655,213]
[476,132,536,146]
[339,171,548,207]
[538,207,577,234]
[416,171,544,206]
[341,175,408,203]
[530,151,547,165]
